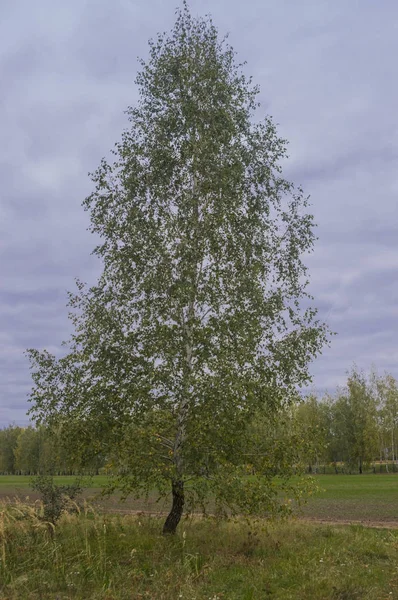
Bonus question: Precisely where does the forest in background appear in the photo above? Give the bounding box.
[2,367,397,477]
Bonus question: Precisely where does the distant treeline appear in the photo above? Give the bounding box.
[295,368,398,475]
[0,425,104,475]
[1,367,397,476]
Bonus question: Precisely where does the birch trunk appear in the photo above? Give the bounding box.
[163,170,199,534]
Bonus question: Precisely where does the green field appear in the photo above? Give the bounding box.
[1,474,397,523]
[300,474,398,522]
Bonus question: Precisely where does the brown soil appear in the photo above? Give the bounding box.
[297,517,398,529]
[2,490,398,529]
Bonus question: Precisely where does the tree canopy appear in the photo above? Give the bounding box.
[26,2,329,533]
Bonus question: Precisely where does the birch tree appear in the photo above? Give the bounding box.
[374,372,398,470]
[340,368,378,473]
[294,396,328,473]
[26,3,328,534]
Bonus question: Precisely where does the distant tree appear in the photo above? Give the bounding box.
[339,368,378,474]
[294,395,328,473]
[26,3,329,533]
[0,425,22,474]
[14,426,41,474]
[13,426,68,475]
[373,372,398,470]
[320,393,345,472]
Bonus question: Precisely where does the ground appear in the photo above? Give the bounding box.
[1,475,398,598]
[1,473,397,525]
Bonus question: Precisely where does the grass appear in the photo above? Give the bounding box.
[300,474,398,522]
[1,499,398,599]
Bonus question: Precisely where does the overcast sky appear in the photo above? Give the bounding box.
[1,0,397,425]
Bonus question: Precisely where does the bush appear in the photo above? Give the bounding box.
[30,475,83,525]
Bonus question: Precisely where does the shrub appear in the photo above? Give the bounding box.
[30,475,83,525]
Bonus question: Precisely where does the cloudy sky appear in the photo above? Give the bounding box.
[1,0,397,425]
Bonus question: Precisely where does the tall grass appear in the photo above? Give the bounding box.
[0,498,397,599]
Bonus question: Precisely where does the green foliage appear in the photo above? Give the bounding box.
[374,371,398,467]
[293,396,329,472]
[284,366,398,475]
[314,367,379,473]
[0,424,105,476]
[4,366,398,480]
[13,426,41,474]
[0,425,22,474]
[344,367,378,472]
[25,3,328,529]
[30,475,83,525]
